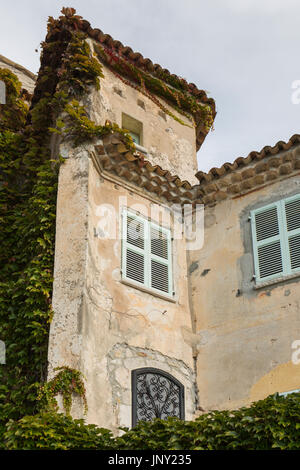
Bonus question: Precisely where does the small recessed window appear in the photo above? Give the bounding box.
[122,113,143,146]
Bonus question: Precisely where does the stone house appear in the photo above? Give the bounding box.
[2,9,300,432]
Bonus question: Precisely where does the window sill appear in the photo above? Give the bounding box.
[254,271,300,289]
[134,143,148,155]
[120,278,176,303]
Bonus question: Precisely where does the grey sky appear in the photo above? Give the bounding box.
[1,0,299,173]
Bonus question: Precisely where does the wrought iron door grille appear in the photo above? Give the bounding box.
[132,368,184,426]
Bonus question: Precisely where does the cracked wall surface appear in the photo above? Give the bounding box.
[77,160,195,429]
[48,59,198,428]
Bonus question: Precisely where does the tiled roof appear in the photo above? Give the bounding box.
[196,134,300,183]
[92,131,300,207]
[0,54,36,81]
[92,133,194,204]
[194,133,300,205]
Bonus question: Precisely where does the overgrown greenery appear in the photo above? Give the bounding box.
[4,411,114,450]
[51,98,136,148]
[3,393,300,450]
[2,8,296,452]
[94,43,214,132]
[0,69,59,446]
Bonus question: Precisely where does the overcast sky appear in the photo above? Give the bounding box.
[1,0,299,172]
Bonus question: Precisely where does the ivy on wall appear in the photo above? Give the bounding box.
[94,43,214,132]
[3,393,300,450]
[0,7,215,449]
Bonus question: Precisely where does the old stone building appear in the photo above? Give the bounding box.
[2,9,300,432]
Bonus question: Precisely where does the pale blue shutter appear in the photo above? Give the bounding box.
[251,203,284,282]
[122,210,173,296]
[149,224,172,295]
[251,194,300,284]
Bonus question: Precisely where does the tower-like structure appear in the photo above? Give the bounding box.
[5,9,300,432]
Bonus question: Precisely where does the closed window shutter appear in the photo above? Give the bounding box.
[150,226,171,294]
[251,204,284,281]
[257,241,283,278]
[284,197,300,272]
[123,213,145,285]
[289,235,300,270]
[127,216,144,250]
[251,194,300,284]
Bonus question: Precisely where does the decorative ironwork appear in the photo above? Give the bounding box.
[132,368,184,426]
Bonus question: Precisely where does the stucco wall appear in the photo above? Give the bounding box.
[0,54,36,93]
[188,172,300,411]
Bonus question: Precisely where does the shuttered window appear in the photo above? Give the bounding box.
[121,210,173,297]
[250,194,300,284]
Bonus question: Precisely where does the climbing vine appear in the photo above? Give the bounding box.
[38,367,88,416]
[3,392,300,450]
[0,8,109,446]
[94,43,214,132]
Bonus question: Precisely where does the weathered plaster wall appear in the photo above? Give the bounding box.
[107,343,196,429]
[86,39,198,185]
[48,142,196,429]
[0,54,36,93]
[188,169,300,411]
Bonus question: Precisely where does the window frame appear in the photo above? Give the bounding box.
[121,209,174,299]
[279,389,300,397]
[250,193,300,285]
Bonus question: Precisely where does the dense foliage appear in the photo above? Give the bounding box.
[0,70,59,444]
[3,393,300,450]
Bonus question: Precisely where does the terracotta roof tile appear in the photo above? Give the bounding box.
[93,133,193,204]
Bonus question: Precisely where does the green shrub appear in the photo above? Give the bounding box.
[3,393,300,450]
[4,411,115,450]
